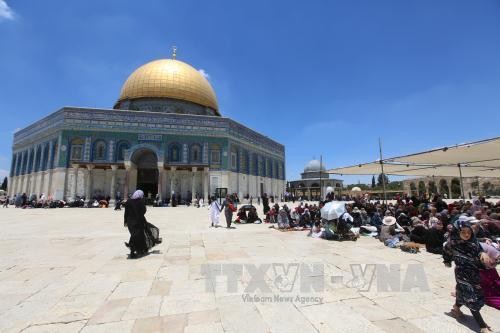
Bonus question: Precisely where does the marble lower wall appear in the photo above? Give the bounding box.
[8,168,286,202]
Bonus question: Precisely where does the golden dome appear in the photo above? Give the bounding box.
[117,59,219,114]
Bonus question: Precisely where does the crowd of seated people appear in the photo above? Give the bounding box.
[8,192,115,209]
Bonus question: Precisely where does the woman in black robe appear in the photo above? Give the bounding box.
[124,190,161,258]
[262,193,270,215]
[443,219,493,332]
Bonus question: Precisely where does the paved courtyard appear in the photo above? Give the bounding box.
[0,204,498,333]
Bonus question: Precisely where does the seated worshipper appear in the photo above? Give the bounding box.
[351,207,363,227]
[276,208,290,229]
[370,210,383,229]
[124,190,161,258]
[471,218,497,244]
[379,215,405,244]
[479,242,500,310]
[470,198,483,215]
[235,207,248,223]
[397,212,410,227]
[247,207,262,224]
[409,217,427,244]
[331,211,357,240]
[273,203,280,214]
[310,219,323,238]
[480,218,500,243]
[283,204,292,220]
[421,211,431,228]
[425,218,446,254]
[360,208,371,225]
[299,208,312,228]
[266,207,277,223]
[290,208,300,225]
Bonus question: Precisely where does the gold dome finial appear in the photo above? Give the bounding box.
[172,45,177,59]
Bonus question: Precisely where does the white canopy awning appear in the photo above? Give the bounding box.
[326,137,500,178]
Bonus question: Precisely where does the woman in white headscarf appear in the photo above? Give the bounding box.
[124,190,161,258]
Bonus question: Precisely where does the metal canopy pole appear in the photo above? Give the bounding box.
[319,155,323,201]
[458,163,465,200]
[379,138,387,204]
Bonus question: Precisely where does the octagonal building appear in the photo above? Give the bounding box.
[8,57,286,203]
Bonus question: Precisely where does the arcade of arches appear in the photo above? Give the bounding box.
[402,176,500,199]
[64,147,211,203]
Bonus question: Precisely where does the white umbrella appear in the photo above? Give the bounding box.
[320,201,346,221]
[351,186,362,192]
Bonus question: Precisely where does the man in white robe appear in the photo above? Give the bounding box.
[209,197,221,227]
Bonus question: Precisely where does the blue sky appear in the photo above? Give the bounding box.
[0,0,499,184]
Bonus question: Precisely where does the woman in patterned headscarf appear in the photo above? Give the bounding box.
[443,218,494,332]
[124,190,161,258]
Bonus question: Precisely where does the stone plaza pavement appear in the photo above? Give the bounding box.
[0,204,498,333]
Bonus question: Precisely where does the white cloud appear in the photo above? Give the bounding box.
[11,127,21,134]
[198,69,210,80]
[0,0,15,21]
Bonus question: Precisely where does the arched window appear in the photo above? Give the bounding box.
[41,143,49,171]
[210,149,220,164]
[241,151,248,174]
[230,148,238,170]
[253,154,259,176]
[27,149,34,173]
[116,141,130,161]
[34,146,42,172]
[257,156,264,177]
[93,140,107,161]
[169,143,181,162]
[70,138,84,161]
[190,144,201,163]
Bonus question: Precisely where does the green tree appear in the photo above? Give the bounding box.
[0,177,6,191]
[371,175,376,188]
[410,182,417,194]
[387,181,403,190]
[451,178,461,198]
[428,181,437,195]
[418,181,426,196]
[377,173,389,187]
[482,181,494,195]
[470,179,479,195]
[439,179,449,197]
